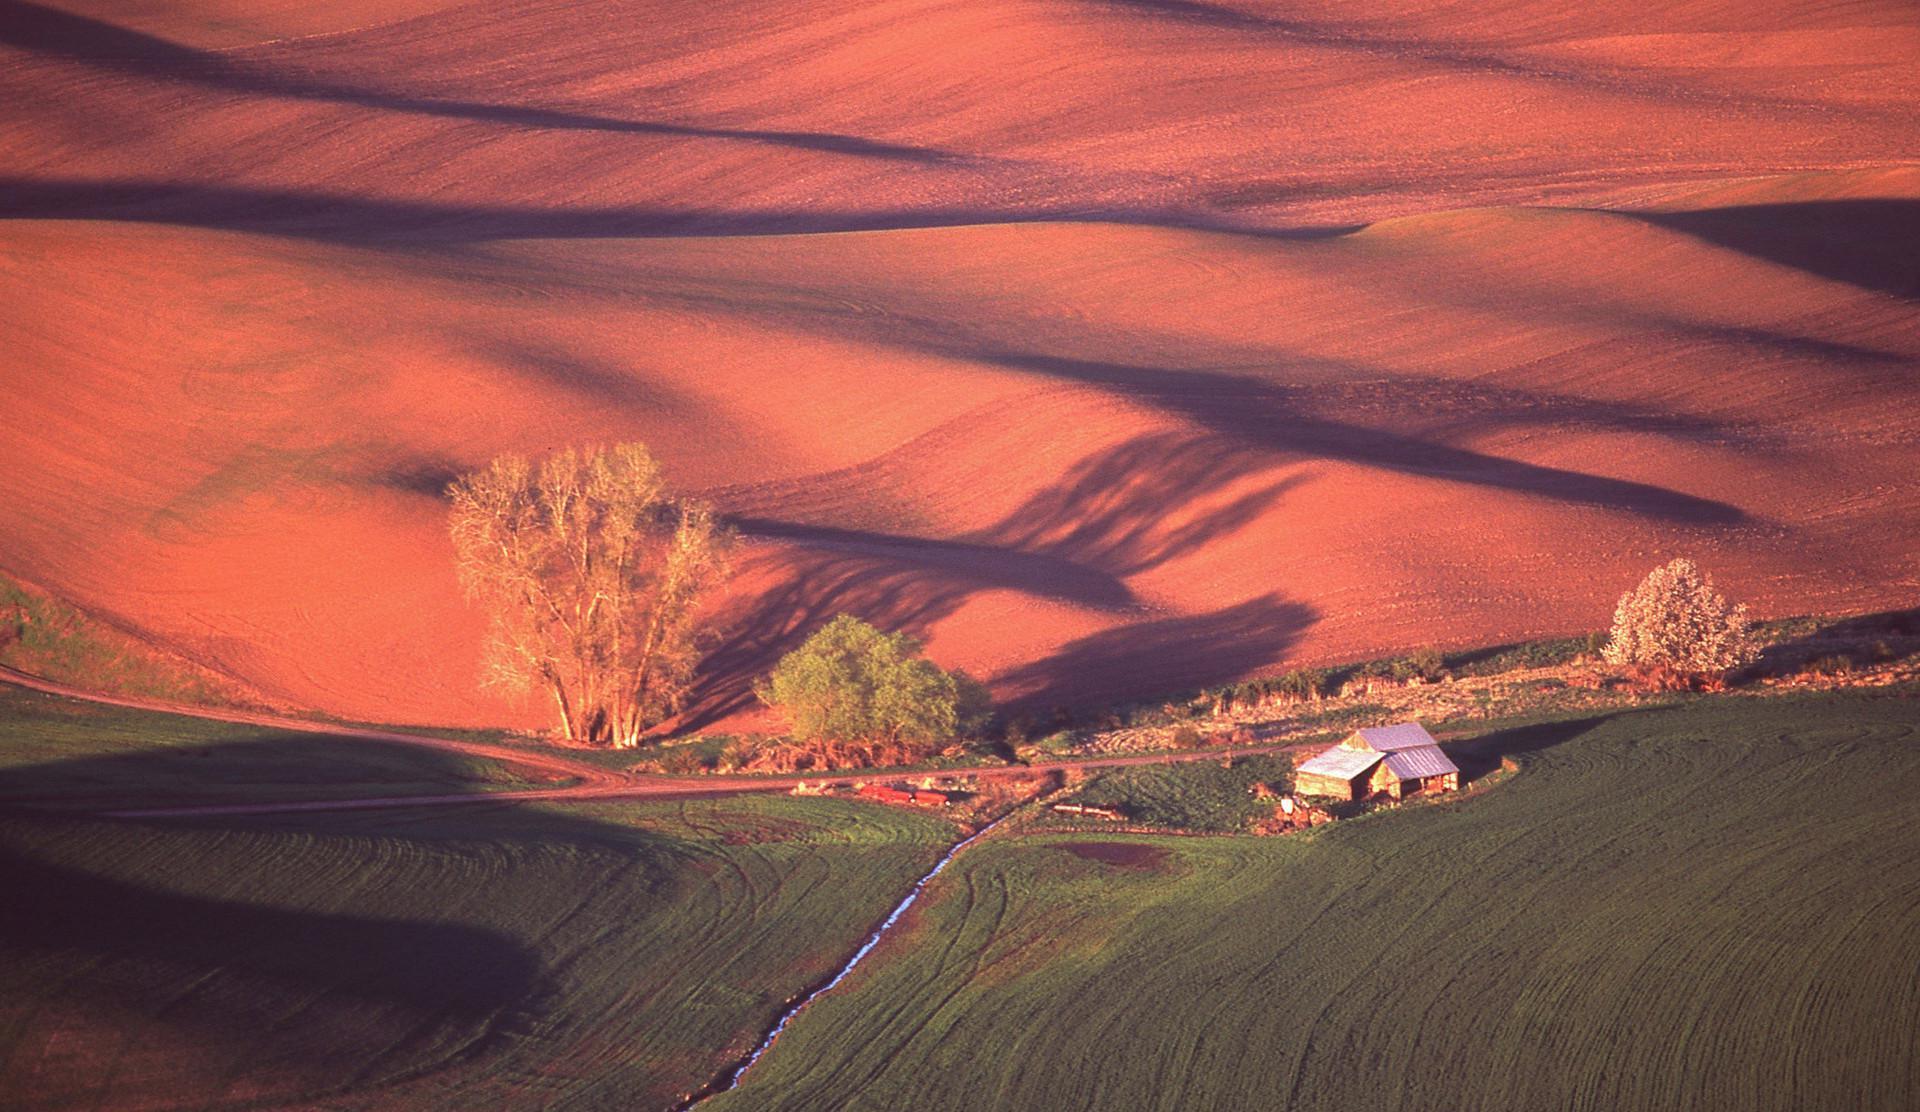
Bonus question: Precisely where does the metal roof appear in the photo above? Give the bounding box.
[1297,747,1384,780]
[1355,722,1442,751]
[1383,745,1459,780]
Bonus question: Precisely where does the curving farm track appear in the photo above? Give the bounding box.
[0,665,1308,818]
[0,663,629,789]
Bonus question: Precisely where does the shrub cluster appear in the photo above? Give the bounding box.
[721,735,946,774]
[1353,647,1447,686]
[1206,668,1330,714]
[1169,724,1207,749]
[1804,654,1855,677]
[759,615,990,744]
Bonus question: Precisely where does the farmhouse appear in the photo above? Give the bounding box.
[1294,722,1459,801]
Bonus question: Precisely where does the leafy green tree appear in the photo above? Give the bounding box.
[759,615,990,744]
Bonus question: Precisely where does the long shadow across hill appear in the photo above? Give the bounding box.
[0,1,975,165]
[1102,0,1575,83]
[948,349,1748,525]
[1445,711,1637,784]
[1633,200,1920,303]
[0,735,693,1109]
[1750,605,1920,675]
[973,431,1304,576]
[678,351,1749,725]
[563,263,1755,525]
[995,594,1319,713]
[0,176,1347,241]
[682,434,1309,729]
[724,431,1302,614]
[1101,0,1863,115]
[728,518,1139,613]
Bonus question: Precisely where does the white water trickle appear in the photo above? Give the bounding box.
[678,814,1008,1110]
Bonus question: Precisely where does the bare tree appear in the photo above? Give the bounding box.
[449,444,732,747]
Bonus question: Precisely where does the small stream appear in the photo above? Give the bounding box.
[674,815,1009,1110]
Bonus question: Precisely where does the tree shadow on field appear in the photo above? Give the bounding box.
[681,434,1307,729]
[0,734,692,1109]
[977,432,1305,577]
[469,339,706,415]
[376,457,465,499]
[1750,605,1920,675]
[1098,0,1554,81]
[0,0,976,166]
[611,266,1753,526]
[1634,200,1920,303]
[996,594,1319,713]
[1446,712,1633,783]
[0,175,1345,242]
[1099,0,1838,112]
[954,348,1747,525]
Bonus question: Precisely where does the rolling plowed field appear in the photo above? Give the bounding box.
[2,0,1917,728]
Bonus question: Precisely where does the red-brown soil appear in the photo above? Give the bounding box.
[2,0,1916,730]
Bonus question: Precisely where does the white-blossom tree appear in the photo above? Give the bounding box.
[1602,558,1758,680]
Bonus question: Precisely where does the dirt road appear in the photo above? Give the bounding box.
[1,666,1307,819]
[0,664,628,787]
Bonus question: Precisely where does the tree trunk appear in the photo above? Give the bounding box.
[631,597,669,737]
[549,675,579,741]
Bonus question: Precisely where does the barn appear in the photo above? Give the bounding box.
[1294,722,1459,801]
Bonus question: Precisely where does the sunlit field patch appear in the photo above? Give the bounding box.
[710,689,1920,1112]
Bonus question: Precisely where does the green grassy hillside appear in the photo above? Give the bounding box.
[709,690,1920,1112]
[0,686,546,807]
[0,574,241,705]
[0,694,956,1110]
